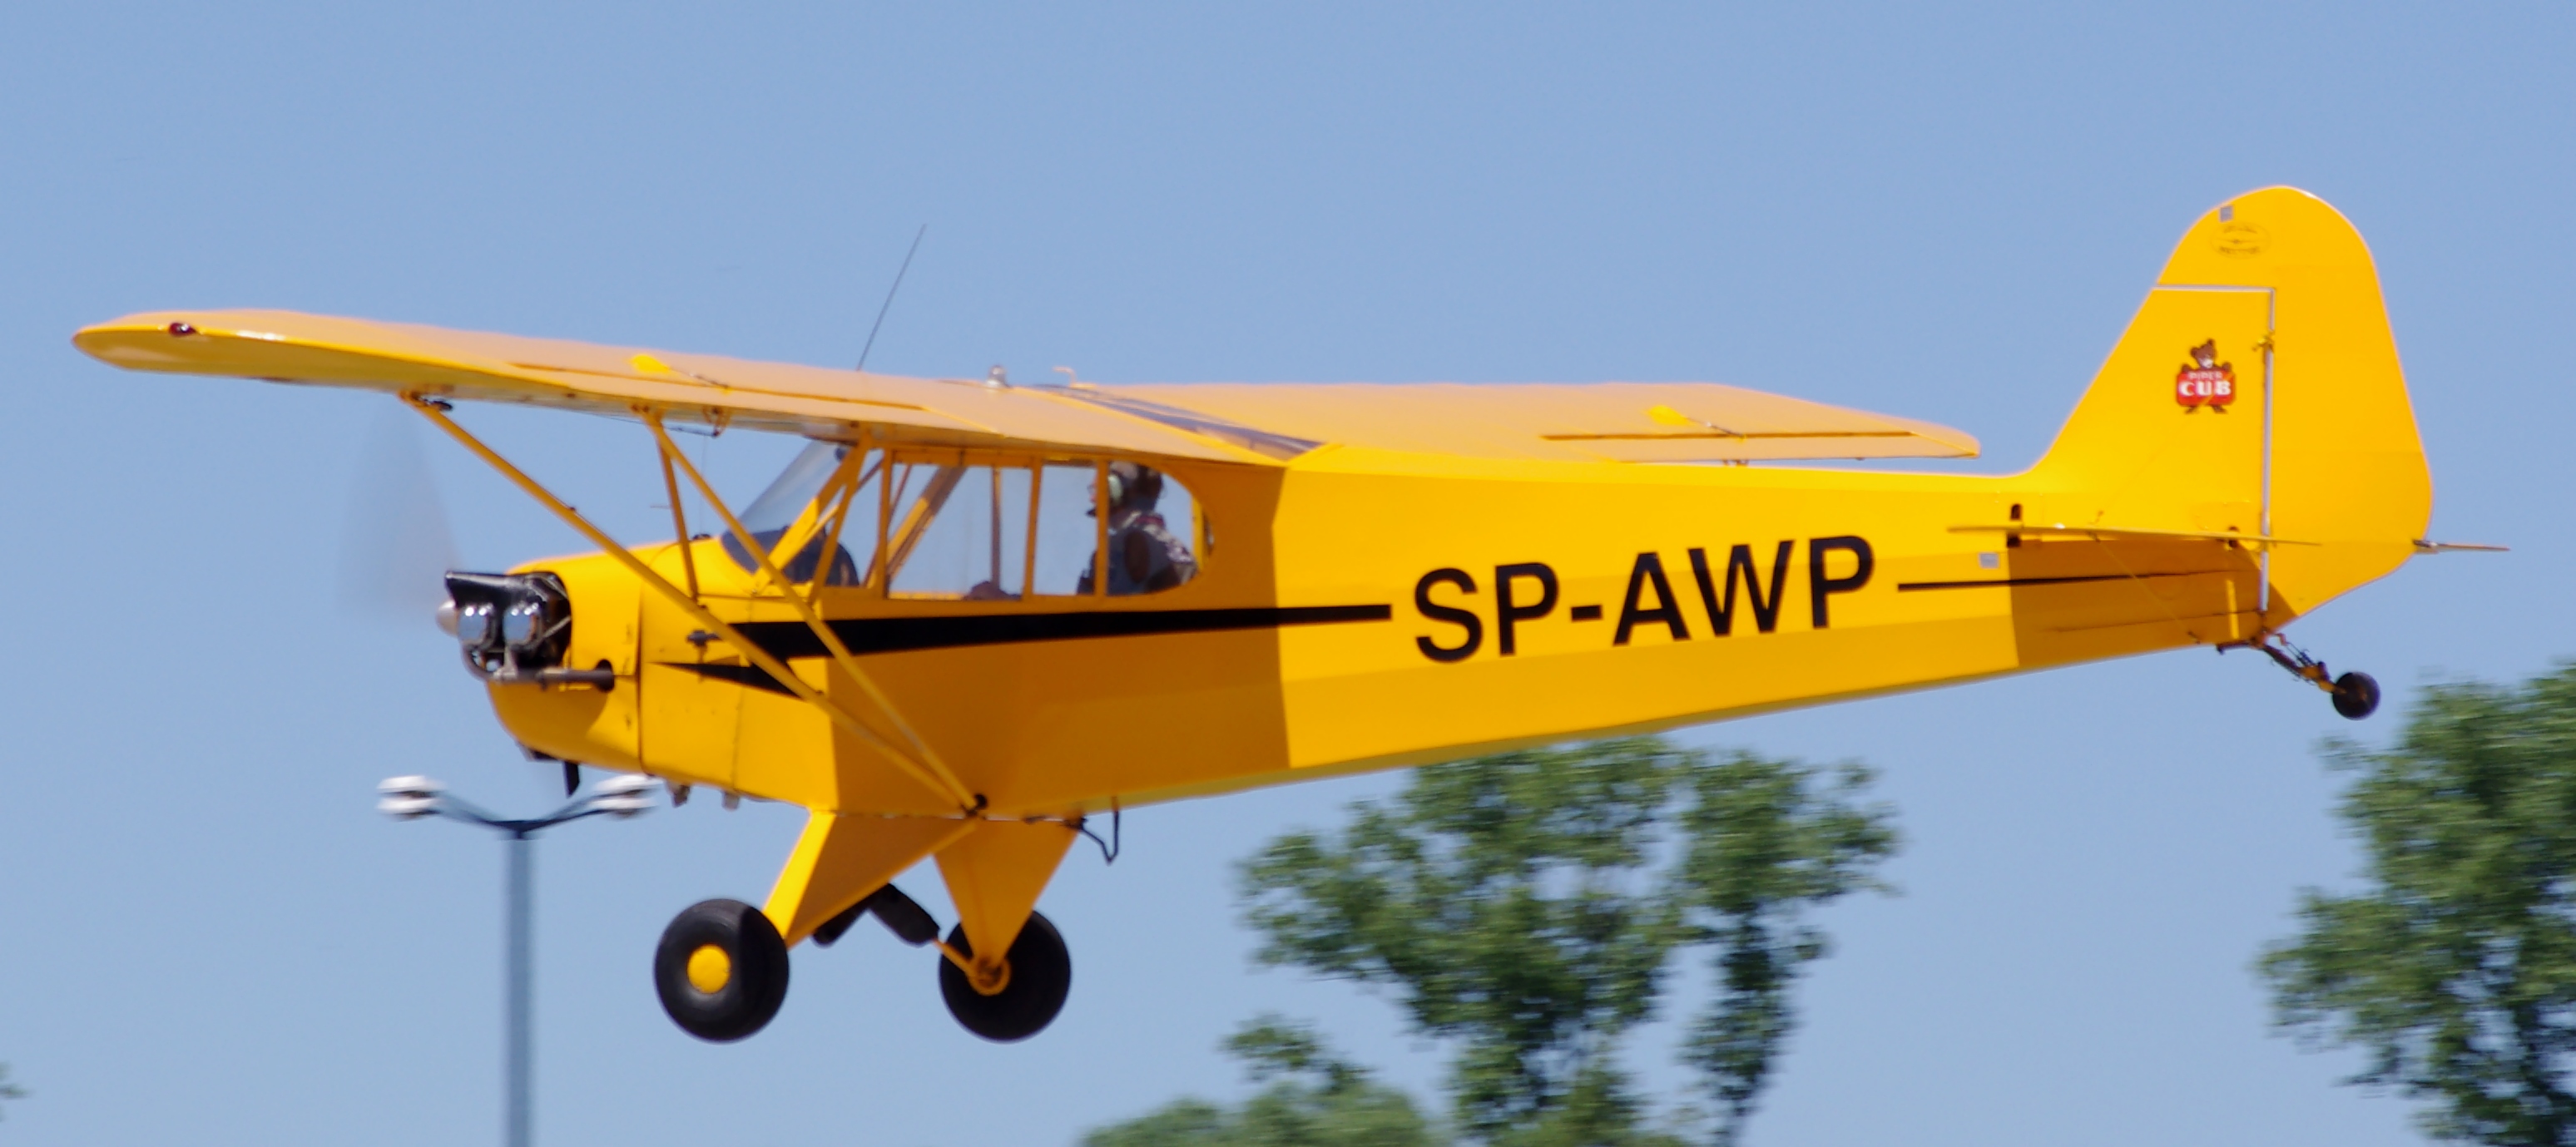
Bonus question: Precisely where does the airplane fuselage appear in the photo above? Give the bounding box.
[492,447,2286,822]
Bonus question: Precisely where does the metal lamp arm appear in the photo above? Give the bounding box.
[431,795,508,830]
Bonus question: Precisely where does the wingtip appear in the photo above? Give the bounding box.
[71,312,194,367]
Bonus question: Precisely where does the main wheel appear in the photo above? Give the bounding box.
[2332,670,2381,720]
[938,910,1072,1043]
[654,898,790,1042]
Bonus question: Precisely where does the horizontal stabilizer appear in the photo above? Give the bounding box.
[1949,523,2315,548]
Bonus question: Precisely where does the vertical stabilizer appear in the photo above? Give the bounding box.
[2028,187,2431,624]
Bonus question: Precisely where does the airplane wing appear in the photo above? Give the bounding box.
[75,309,1976,465]
[72,309,1296,462]
[1087,382,1978,463]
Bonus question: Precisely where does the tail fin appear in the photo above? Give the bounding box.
[2027,186,2430,624]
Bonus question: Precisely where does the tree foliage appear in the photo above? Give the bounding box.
[1237,736,1894,1144]
[1672,747,1899,1128]
[1080,1016,1444,1147]
[2262,665,2576,1145]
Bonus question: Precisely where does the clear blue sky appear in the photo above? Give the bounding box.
[2,3,2569,1144]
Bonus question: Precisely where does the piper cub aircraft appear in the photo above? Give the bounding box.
[77,186,2465,1046]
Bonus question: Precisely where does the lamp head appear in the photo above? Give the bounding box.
[590,773,656,818]
[377,775,445,820]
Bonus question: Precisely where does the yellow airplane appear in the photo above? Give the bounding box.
[76,185,2473,1046]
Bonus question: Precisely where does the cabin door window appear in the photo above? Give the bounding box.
[885,457,1033,600]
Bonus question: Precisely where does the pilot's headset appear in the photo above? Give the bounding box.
[1106,462,1163,512]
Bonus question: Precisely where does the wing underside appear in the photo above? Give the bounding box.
[75,309,1977,465]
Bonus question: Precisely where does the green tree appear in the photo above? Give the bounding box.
[1081,1016,1444,1147]
[1238,736,1894,1145]
[1674,749,1898,1133]
[2262,665,2576,1145]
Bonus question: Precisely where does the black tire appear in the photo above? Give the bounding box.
[939,910,1072,1043]
[2332,670,2381,720]
[654,898,790,1043]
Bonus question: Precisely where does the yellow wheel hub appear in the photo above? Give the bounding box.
[968,957,1013,997]
[686,943,733,994]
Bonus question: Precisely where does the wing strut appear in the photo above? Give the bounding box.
[800,432,871,608]
[405,394,979,814]
[655,435,701,600]
[642,413,974,806]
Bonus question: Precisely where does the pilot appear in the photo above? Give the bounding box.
[1078,461,1197,596]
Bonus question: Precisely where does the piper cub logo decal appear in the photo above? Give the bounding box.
[1411,536,1874,663]
[2174,339,2237,411]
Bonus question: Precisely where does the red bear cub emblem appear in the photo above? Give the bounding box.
[2175,339,2236,411]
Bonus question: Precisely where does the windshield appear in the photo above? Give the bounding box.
[722,439,869,586]
[740,440,847,533]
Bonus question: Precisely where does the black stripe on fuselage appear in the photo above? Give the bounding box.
[669,661,801,696]
[657,603,1392,695]
[1894,572,2197,591]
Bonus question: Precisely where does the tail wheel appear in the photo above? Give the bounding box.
[2332,671,2382,720]
[939,910,1072,1043]
[654,898,790,1042]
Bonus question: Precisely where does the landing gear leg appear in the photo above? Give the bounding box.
[2252,635,2380,720]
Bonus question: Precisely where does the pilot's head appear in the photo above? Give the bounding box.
[1105,461,1164,513]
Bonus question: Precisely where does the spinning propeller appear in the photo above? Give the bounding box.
[336,410,588,795]
[338,407,461,625]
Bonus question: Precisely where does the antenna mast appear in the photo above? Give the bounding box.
[855,224,928,374]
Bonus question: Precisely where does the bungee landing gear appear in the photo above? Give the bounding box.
[2247,635,2380,720]
[651,885,1072,1044]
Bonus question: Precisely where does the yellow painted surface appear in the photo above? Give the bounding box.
[685,944,731,994]
[935,821,1081,965]
[78,186,2436,951]
[70,314,1976,467]
[761,811,978,944]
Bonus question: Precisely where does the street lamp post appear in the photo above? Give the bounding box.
[379,773,656,1147]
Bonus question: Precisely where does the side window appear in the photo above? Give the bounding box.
[1078,461,1200,596]
[876,453,1203,601]
[887,459,1033,600]
[1030,463,1102,597]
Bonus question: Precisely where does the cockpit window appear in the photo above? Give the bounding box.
[722,439,872,586]
[726,442,1201,600]
[1077,460,1199,595]
[738,440,847,534]
[887,461,1028,599]
[886,455,1201,599]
